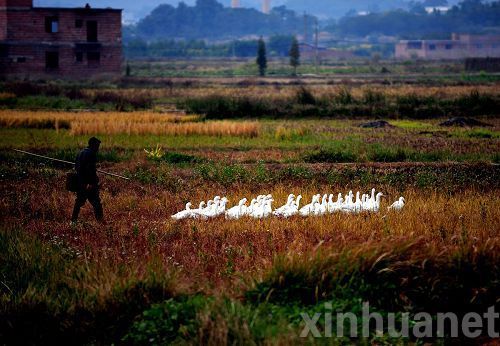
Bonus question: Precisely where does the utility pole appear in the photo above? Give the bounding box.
[303,12,308,44]
[314,17,319,74]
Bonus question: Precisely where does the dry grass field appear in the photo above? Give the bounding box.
[0,111,260,137]
[0,76,499,344]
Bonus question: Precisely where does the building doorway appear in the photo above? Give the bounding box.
[45,51,59,69]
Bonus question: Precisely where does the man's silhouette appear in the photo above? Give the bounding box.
[71,137,104,223]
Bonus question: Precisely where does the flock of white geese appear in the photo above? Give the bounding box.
[171,189,405,220]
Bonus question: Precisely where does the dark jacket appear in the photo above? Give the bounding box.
[75,148,99,186]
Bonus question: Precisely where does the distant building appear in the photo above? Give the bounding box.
[424,6,450,14]
[299,43,355,61]
[395,33,500,60]
[0,0,122,79]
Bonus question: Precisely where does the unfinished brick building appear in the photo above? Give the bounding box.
[0,0,122,79]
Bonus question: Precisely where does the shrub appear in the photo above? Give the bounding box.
[335,87,355,105]
[295,87,316,105]
[91,90,153,111]
[369,147,408,162]
[3,81,41,97]
[362,89,386,106]
[162,151,199,164]
[123,296,208,345]
[194,162,249,185]
[303,148,357,163]
[182,95,274,119]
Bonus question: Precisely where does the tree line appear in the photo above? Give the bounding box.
[125,35,298,59]
[125,0,316,41]
[328,0,500,38]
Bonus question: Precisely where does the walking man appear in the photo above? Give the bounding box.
[71,137,104,223]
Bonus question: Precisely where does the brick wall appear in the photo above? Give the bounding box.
[5,9,121,44]
[0,0,33,8]
[0,4,122,79]
[0,44,122,78]
[0,10,7,40]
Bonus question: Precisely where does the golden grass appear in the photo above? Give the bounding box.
[4,173,498,284]
[0,110,261,138]
[108,84,500,102]
[71,119,260,137]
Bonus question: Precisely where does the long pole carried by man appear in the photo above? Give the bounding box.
[13,137,129,224]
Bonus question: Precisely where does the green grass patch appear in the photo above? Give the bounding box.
[463,129,500,139]
[390,119,434,130]
[0,227,177,345]
[123,295,209,345]
[246,242,499,313]
[303,148,358,163]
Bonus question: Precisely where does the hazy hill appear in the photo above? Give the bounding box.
[132,0,314,41]
[33,0,464,21]
[33,0,285,22]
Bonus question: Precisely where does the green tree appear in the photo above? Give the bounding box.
[256,37,267,77]
[289,36,300,76]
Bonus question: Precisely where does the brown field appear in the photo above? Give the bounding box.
[87,83,500,102]
[2,167,498,285]
[1,75,499,343]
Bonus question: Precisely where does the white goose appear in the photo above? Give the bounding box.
[365,192,384,212]
[199,198,222,218]
[245,199,258,216]
[341,191,355,213]
[189,201,208,219]
[313,194,328,216]
[251,197,274,219]
[369,188,376,205]
[328,193,343,213]
[353,191,363,213]
[281,195,302,218]
[388,197,405,211]
[215,197,229,216]
[226,198,247,220]
[171,202,193,220]
[299,194,320,216]
[273,194,295,217]
[327,194,334,211]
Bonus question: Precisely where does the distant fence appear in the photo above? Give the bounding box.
[465,57,500,72]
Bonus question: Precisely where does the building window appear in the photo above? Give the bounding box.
[87,52,100,67]
[16,57,26,63]
[45,17,59,33]
[75,52,83,62]
[46,51,59,69]
[87,21,98,42]
[445,44,453,50]
[476,44,483,49]
[407,41,422,49]
[75,19,83,28]
[0,44,8,58]
[429,44,436,50]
